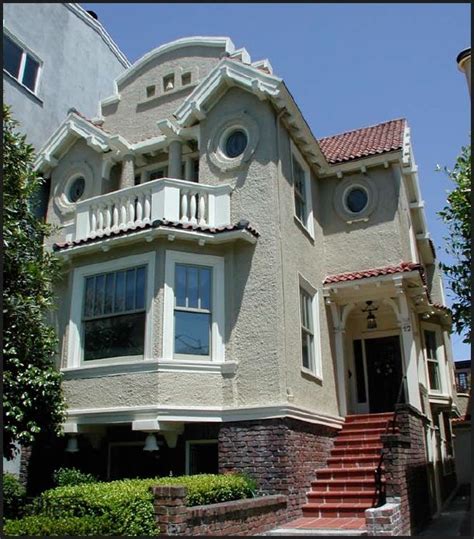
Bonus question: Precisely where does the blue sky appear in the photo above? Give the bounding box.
[81,3,470,359]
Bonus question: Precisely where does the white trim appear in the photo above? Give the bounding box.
[163,250,225,363]
[421,322,448,395]
[116,36,235,88]
[185,439,218,475]
[67,251,155,368]
[298,274,322,380]
[66,403,345,429]
[291,140,315,238]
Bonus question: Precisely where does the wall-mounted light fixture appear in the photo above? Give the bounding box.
[362,300,378,329]
[65,435,79,453]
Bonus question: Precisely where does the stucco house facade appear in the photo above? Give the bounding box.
[33,36,458,532]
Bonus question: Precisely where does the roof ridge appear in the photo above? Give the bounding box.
[319,118,406,142]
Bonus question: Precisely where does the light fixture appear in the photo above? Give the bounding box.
[362,300,378,329]
[65,435,79,453]
[143,433,159,452]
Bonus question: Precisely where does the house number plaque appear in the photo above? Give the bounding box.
[402,324,411,332]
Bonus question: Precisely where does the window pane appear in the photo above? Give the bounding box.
[125,269,136,311]
[104,273,115,315]
[175,265,186,307]
[135,267,146,310]
[94,274,105,316]
[84,313,145,361]
[187,267,199,308]
[174,311,210,356]
[301,329,310,369]
[428,360,441,391]
[189,443,218,475]
[84,277,95,318]
[424,331,437,360]
[22,54,39,91]
[199,267,211,310]
[114,270,126,312]
[3,35,22,78]
[295,196,306,222]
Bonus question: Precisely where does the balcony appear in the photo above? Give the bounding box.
[74,178,232,242]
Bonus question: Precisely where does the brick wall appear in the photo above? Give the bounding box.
[152,485,288,536]
[381,404,431,535]
[365,498,403,536]
[218,418,337,519]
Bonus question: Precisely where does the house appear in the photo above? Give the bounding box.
[31,36,458,533]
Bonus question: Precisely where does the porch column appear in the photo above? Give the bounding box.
[168,139,183,179]
[184,156,194,181]
[334,328,348,416]
[119,154,135,189]
[397,295,422,412]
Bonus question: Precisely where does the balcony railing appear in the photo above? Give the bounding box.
[75,178,232,242]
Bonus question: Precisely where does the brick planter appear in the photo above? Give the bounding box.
[152,485,288,535]
[365,498,403,536]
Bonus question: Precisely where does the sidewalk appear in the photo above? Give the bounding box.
[416,485,471,537]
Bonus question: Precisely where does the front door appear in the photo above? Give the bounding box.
[365,336,404,413]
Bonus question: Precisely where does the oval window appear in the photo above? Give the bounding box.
[224,130,248,158]
[346,187,368,213]
[68,177,85,202]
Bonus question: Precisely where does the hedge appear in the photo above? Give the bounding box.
[53,467,97,487]
[2,473,27,519]
[3,515,114,536]
[6,474,256,536]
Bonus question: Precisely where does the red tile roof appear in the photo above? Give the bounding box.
[318,118,406,164]
[323,261,422,284]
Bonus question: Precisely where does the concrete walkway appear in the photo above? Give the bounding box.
[416,485,471,537]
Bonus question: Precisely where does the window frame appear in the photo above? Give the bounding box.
[3,29,42,96]
[68,252,156,368]
[290,140,314,238]
[298,274,322,380]
[422,324,446,394]
[185,439,218,475]
[163,250,225,363]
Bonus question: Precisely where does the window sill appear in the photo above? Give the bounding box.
[293,215,315,243]
[61,358,237,379]
[427,391,451,404]
[3,69,43,104]
[301,367,323,384]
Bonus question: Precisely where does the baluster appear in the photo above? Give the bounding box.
[112,200,119,231]
[143,191,151,223]
[136,193,143,224]
[128,196,135,226]
[90,205,97,238]
[198,193,207,226]
[189,192,197,224]
[104,203,112,233]
[97,205,104,235]
[180,190,189,223]
[120,197,128,229]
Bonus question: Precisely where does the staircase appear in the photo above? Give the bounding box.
[268,412,395,536]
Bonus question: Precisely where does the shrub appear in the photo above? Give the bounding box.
[23,473,255,536]
[3,515,113,536]
[2,473,27,519]
[52,467,97,487]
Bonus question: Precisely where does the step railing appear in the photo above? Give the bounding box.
[75,178,232,242]
[374,374,407,507]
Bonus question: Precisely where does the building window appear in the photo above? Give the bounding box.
[298,278,322,379]
[68,177,85,203]
[3,33,41,94]
[82,266,147,361]
[181,72,192,86]
[163,251,225,362]
[345,186,369,214]
[291,142,314,237]
[163,73,175,92]
[148,167,168,181]
[67,252,155,368]
[146,85,156,98]
[185,440,218,475]
[455,371,470,393]
[424,330,441,391]
[223,130,248,158]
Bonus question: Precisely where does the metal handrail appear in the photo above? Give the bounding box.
[373,374,407,507]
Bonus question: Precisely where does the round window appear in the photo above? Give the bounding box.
[68,177,85,203]
[224,130,248,158]
[345,187,368,213]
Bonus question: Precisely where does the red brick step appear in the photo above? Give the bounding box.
[302,501,374,518]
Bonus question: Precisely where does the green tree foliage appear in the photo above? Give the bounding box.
[437,143,471,343]
[3,105,66,459]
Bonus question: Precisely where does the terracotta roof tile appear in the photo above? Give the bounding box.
[323,261,422,284]
[53,219,259,251]
[318,118,406,164]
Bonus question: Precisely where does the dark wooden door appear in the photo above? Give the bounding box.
[365,336,404,413]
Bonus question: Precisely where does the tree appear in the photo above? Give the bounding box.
[437,143,471,344]
[3,105,66,460]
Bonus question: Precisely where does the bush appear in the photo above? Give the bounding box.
[2,473,27,519]
[52,467,97,487]
[22,473,255,536]
[3,515,113,536]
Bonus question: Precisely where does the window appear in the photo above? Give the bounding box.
[67,252,155,368]
[185,441,218,475]
[345,186,369,214]
[146,85,156,98]
[455,371,470,393]
[181,72,192,86]
[163,251,225,362]
[163,73,175,91]
[425,330,440,391]
[82,266,146,361]
[68,177,85,203]
[3,33,41,93]
[298,279,322,379]
[291,142,314,237]
[148,167,168,181]
[224,130,248,158]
